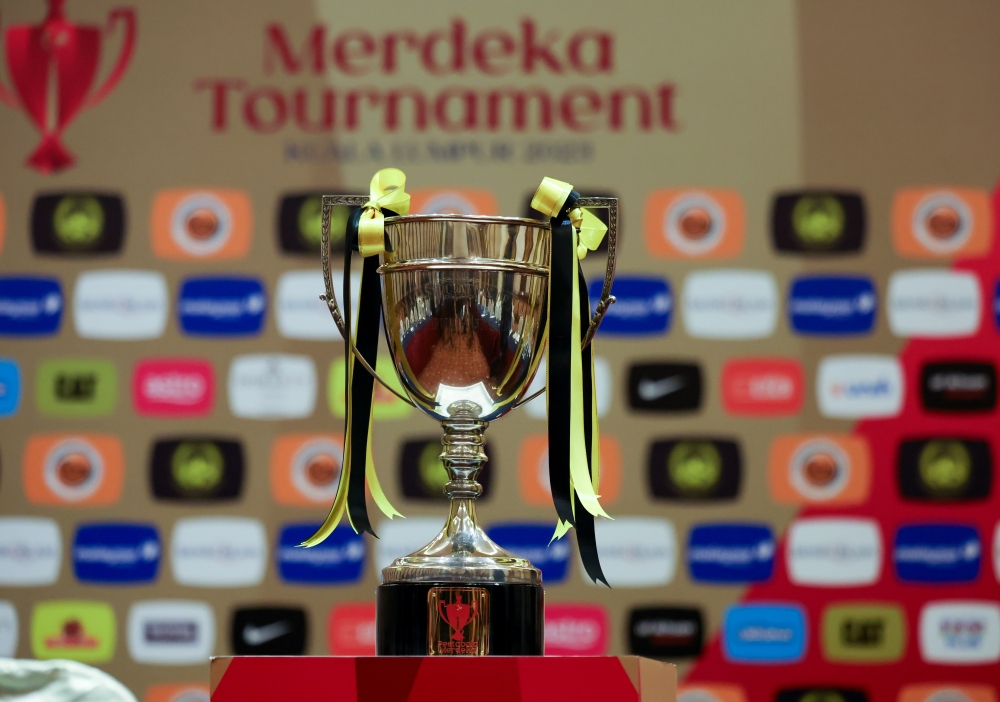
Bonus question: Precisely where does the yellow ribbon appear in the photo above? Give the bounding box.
[531,177,608,260]
[357,168,410,257]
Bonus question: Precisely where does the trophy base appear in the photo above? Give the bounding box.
[376,581,544,656]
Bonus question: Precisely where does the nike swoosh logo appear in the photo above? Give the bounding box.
[637,376,685,400]
[243,621,293,646]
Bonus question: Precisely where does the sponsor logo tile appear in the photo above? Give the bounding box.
[145,684,211,702]
[328,603,376,656]
[170,517,266,587]
[722,603,806,663]
[645,189,745,259]
[231,606,307,655]
[0,276,62,336]
[276,524,365,585]
[771,191,866,254]
[401,437,493,501]
[786,517,882,586]
[898,685,998,702]
[517,434,621,506]
[328,356,410,420]
[628,362,702,413]
[587,275,671,335]
[73,270,168,339]
[486,523,570,584]
[127,600,215,665]
[31,192,125,255]
[36,358,117,417]
[919,601,1000,664]
[150,438,243,502]
[898,438,991,502]
[72,523,161,584]
[0,517,61,586]
[0,600,17,657]
[894,524,981,584]
[822,602,906,663]
[721,358,803,416]
[24,434,124,506]
[134,359,214,417]
[151,189,251,260]
[524,356,611,419]
[409,188,498,215]
[229,354,317,419]
[277,193,351,256]
[270,434,343,506]
[275,270,342,340]
[647,438,741,501]
[888,270,981,338]
[816,354,904,419]
[682,270,778,339]
[769,433,871,506]
[0,357,21,417]
[589,517,676,587]
[788,275,877,335]
[544,604,608,656]
[892,187,993,258]
[31,601,116,662]
[374,517,442,575]
[628,606,703,658]
[920,361,997,413]
[688,524,775,584]
[178,276,266,337]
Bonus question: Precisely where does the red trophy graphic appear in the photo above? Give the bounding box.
[437,593,479,641]
[0,0,135,174]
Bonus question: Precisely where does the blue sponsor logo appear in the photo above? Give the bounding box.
[723,604,806,663]
[0,358,21,417]
[788,275,876,335]
[72,523,161,584]
[0,276,63,336]
[277,523,364,584]
[588,276,671,335]
[893,523,981,583]
[178,276,266,336]
[688,524,775,583]
[486,523,570,584]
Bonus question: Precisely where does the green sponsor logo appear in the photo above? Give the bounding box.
[822,603,905,662]
[36,359,116,416]
[918,440,971,496]
[418,442,449,494]
[298,198,349,250]
[31,600,116,662]
[792,195,845,246]
[53,196,105,249]
[667,441,721,495]
[172,441,225,495]
[329,356,412,420]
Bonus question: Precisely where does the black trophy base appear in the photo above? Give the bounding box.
[376,581,544,655]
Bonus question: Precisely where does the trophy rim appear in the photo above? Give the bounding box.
[384,213,550,228]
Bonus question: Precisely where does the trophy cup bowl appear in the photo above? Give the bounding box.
[321,194,617,656]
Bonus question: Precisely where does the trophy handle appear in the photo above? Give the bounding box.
[320,195,417,408]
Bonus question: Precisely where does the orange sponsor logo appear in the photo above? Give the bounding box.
[24,434,124,506]
[408,188,498,216]
[892,187,992,258]
[645,189,744,258]
[151,188,251,260]
[145,683,210,702]
[328,602,376,655]
[270,434,344,506]
[678,684,748,702]
[768,433,871,506]
[898,685,997,702]
[518,434,621,506]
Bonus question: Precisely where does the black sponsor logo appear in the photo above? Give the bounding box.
[898,438,991,502]
[648,438,740,500]
[278,193,355,255]
[55,373,96,401]
[921,362,997,412]
[771,191,865,254]
[400,438,492,500]
[231,607,307,655]
[776,690,868,702]
[150,438,243,501]
[31,192,125,255]
[628,363,702,412]
[522,189,617,253]
[628,607,703,658]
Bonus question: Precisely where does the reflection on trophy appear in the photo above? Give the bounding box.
[303,169,618,655]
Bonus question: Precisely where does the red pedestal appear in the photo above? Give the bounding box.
[210,656,676,702]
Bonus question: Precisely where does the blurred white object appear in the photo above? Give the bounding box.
[0,658,136,702]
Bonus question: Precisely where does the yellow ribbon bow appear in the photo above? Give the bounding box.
[357,168,410,257]
[531,177,608,258]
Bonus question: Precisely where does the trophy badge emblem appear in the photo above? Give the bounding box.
[427,587,489,655]
[0,0,136,173]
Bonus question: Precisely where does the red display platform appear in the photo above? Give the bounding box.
[210,656,676,702]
